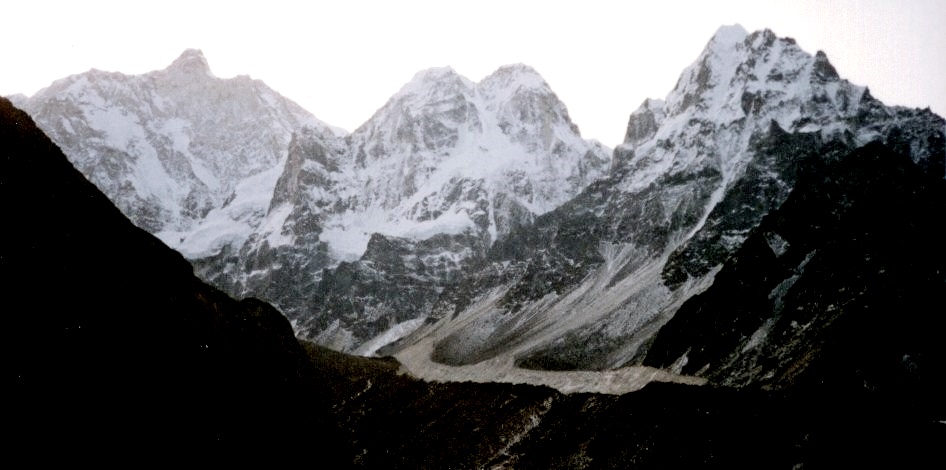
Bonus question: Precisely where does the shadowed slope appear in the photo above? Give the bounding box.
[5,94,944,467]
[2,97,343,456]
[644,141,946,408]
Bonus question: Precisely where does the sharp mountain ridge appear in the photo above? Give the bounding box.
[386,25,944,376]
[13,26,944,375]
[15,50,612,354]
[5,95,943,466]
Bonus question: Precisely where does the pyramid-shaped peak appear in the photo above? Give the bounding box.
[812,50,840,81]
[166,49,212,77]
[709,24,749,47]
[412,66,460,80]
[480,63,549,90]
[397,66,472,97]
[490,63,543,79]
[408,66,468,87]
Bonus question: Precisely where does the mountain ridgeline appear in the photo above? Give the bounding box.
[391,25,945,375]
[15,53,612,357]
[5,94,943,466]
[1,97,339,451]
[12,23,945,387]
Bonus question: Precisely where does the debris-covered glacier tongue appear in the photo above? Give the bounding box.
[385,25,945,376]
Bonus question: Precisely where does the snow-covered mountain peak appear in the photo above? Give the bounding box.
[404,26,943,374]
[664,27,752,117]
[17,49,330,259]
[476,63,584,145]
[19,24,942,367]
[165,48,213,78]
[709,23,749,48]
[348,67,481,174]
[345,62,607,200]
[393,66,475,103]
[478,63,550,97]
[615,25,875,192]
[254,62,613,349]
[661,26,860,124]
[310,62,611,266]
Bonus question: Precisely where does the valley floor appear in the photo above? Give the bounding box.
[394,337,706,394]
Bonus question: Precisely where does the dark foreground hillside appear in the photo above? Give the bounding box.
[4,97,943,466]
[1,97,349,456]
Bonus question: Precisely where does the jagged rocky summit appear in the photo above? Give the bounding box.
[221,62,611,352]
[6,95,943,467]
[385,24,944,374]
[14,49,337,258]
[14,25,945,374]
[15,52,611,354]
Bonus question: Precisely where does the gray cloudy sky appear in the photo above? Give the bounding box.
[3,0,943,146]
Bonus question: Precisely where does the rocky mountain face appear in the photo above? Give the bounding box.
[13,25,944,375]
[14,49,337,259]
[386,25,945,375]
[265,64,611,352]
[17,53,610,354]
[6,96,942,465]
[643,142,946,405]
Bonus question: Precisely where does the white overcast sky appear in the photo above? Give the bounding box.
[3,0,944,147]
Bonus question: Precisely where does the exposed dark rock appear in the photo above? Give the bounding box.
[645,142,946,415]
[662,121,833,288]
[812,50,840,82]
[4,89,943,467]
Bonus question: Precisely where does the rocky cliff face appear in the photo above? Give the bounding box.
[14,27,944,372]
[643,142,946,404]
[7,25,945,464]
[193,64,612,352]
[17,52,611,354]
[387,25,945,375]
[15,49,336,258]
